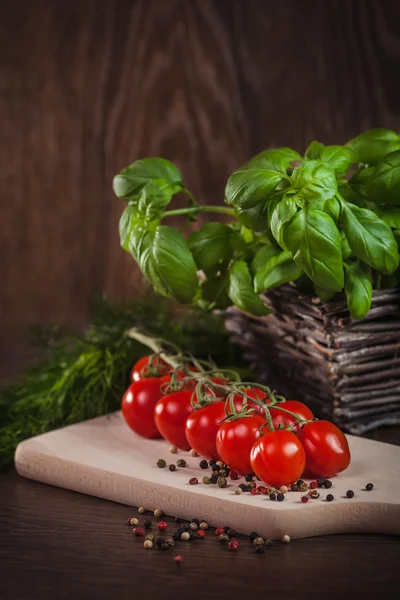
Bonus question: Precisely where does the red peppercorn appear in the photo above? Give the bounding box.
[216,527,224,536]
[228,540,239,551]
[260,487,268,495]
[308,490,313,497]
[133,527,145,536]
[230,470,239,481]
[256,486,265,494]
[189,477,199,485]
[309,481,318,489]
[251,488,258,496]
[174,555,183,564]
[196,529,206,538]
[301,495,309,503]
[158,521,168,531]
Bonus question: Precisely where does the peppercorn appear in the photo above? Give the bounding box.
[227,528,237,538]
[177,459,187,468]
[282,534,291,544]
[202,476,211,485]
[301,495,309,503]
[216,461,224,468]
[218,533,230,543]
[189,522,198,531]
[196,529,206,539]
[181,524,190,532]
[219,468,228,477]
[189,532,198,541]
[277,493,285,502]
[172,531,180,541]
[181,532,190,541]
[189,477,199,485]
[247,481,256,490]
[189,449,199,457]
[256,544,265,554]
[266,487,276,494]
[264,538,272,546]
[249,531,260,541]
[200,521,209,530]
[175,517,181,523]
[209,459,216,467]
[280,485,289,494]
[215,527,224,536]
[164,538,175,548]
[143,520,152,528]
[170,445,178,454]
[158,521,168,531]
[156,538,164,547]
[269,493,276,501]
[326,494,334,502]
[260,487,268,495]
[138,507,146,514]
[133,527,145,537]
[299,482,309,492]
[235,487,242,495]
[230,470,239,481]
[296,479,304,486]
[253,537,264,547]
[210,474,219,484]
[323,480,332,489]
[199,459,208,469]
[346,490,354,498]
[309,481,318,490]
[128,517,139,526]
[366,483,374,491]
[311,490,320,499]
[245,474,253,482]
[291,484,299,492]
[191,518,200,526]
[145,533,155,542]
[228,540,239,551]
[154,508,163,518]
[212,464,221,473]
[144,540,153,549]
[239,483,247,491]
[174,555,183,564]
[157,459,166,468]
[169,464,176,472]
[217,476,227,488]
[317,476,326,487]
[251,488,258,496]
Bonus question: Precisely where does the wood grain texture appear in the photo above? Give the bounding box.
[1,0,400,360]
[2,424,400,600]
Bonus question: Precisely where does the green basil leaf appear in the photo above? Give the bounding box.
[305,141,324,160]
[346,129,400,165]
[250,241,281,275]
[340,230,352,260]
[284,208,344,292]
[254,251,302,293]
[368,150,400,206]
[291,160,338,201]
[344,262,373,320]
[113,157,183,201]
[314,286,336,303]
[305,142,355,176]
[200,273,231,310]
[313,196,341,222]
[339,201,399,275]
[227,260,271,316]
[375,207,400,229]
[136,180,174,220]
[234,190,283,231]
[119,203,141,252]
[188,223,238,272]
[129,225,199,304]
[270,196,298,248]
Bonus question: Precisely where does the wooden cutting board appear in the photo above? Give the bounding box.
[15,411,400,540]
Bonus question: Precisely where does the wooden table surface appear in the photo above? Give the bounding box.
[1,426,399,600]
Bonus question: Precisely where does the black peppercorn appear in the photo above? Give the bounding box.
[323,480,332,489]
[156,538,164,547]
[317,476,326,487]
[172,531,180,541]
[143,520,152,528]
[256,545,265,554]
[223,526,230,533]
[210,474,219,484]
[227,528,237,538]
[209,459,216,467]
[249,531,260,541]
[189,532,197,541]
[269,493,276,501]
[346,490,354,498]
[296,479,304,486]
[245,474,253,482]
[181,524,190,532]
[291,483,299,492]
[326,494,334,502]
[177,459,187,468]
[169,464,176,472]
[366,483,374,491]
[191,518,200,527]
[239,483,247,491]
[277,493,285,502]
[212,464,221,473]
[219,468,228,477]
[199,459,208,469]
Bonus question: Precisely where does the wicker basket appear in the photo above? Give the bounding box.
[225,285,400,435]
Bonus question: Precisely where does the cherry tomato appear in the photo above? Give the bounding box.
[216,415,265,475]
[122,376,170,438]
[154,390,194,450]
[185,401,226,460]
[250,430,306,487]
[269,400,314,433]
[297,420,351,478]
[231,387,267,414]
[131,355,170,382]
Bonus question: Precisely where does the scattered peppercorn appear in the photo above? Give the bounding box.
[282,534,291,544]
[235,487,242,495]
[223,526,230,533]
[191,518,200,526]
[196,529,206,539]
[189,522,198,531]
[310,490,320,499]
[269,493,276,501]
[216,461,224,468]
[210,474,219,484]
[217,476,227,488]
[251,488,258,496]
[172,532,180,541]
[143,520,152,528]
[228,540,239,551]
[145,533,155,542]
[200,521,209,530]
[301,495,309,503]
[238,483,247,491]
[181,524,190,532]
[254,537,264,547]
[144,540,153,549]
[299,482,309,492]
[157,459,166,468]
[154,508,163,518]
[297,479,304,486]
[346,490,354,498]
[219,468,228,477]
[164,538,175,548]
[190,449,199,457]
[317,476,326,487]
[309,481,318,490]
[209,459,216,467]
[256,545,265,554]
[245,474,253,482]
[264,538,272,546]
[128,517,139,526]
[260,487,268,495]
[291,484,299,492]
[323,480,332,489]
[202,476,211,485]
[277,493,285,502]
[212,464,221,473]
[326,494,334,502]
[177,459,187,468]
[218,533,230,543]
[156,538,164,547]
[138,507,146,514]
[280,485,289,494]
[169,464,176,472]
[189,477,199,485]
[247,481,257,490]
[227,528,237,538]
[181,532,190,541]
[216,527,224,536]
[174,555,183,564]
[366,483,374,491]
[249,531,260,541]
[230,470,239,481]
[133,527,145,537]
[170,445,178,454]
[199,459,208,469]
[158,521,168,531]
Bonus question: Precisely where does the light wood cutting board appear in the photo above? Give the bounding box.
[15,411,400,540]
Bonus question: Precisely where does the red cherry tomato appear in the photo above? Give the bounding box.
[231,387,267,414]
[269,401,314,433]
[216,415,265,475]
[297,420,351,478]
[122,376,170,438]
[250,430,306,487]
[131,355,170,382]
[154,390,194,450]
[185,401,226,460]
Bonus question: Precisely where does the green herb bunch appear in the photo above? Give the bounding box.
[114,129,400,320]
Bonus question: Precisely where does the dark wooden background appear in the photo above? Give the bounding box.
[1,0,400,367]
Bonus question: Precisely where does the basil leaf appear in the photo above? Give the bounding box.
[339,201,399,274]
[270,196,298,248]
[254,251,302,293]
[284,208,344,293]
[250,242,281,275]
[368,150,400,206]
[344,262,373,320]
[346,129,400,165]
[340,230,352,260]
[305,142,355,175]
[200,274,231,310]
[234,190,284,231]
[227,260,271,316]
[313,196,341,222]
[291,160,338,201]
[137,180,174,220]
[119,203,140,252]
[113,157,183,201]
[188,223,238,272]
[375,207,400,229]
[315,286,336,303]
[305,141,324,160]
[129,225,199,304]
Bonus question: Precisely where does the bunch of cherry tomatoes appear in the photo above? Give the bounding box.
[122,354,350,488]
